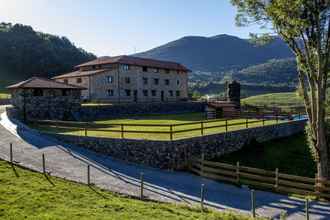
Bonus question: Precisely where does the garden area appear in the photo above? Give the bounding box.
[29,112,281,141]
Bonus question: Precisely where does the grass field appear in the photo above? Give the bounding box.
[242,92,303,111]
[212,133,316,178]
[0,160,262,220]
[0,92,10,99]
[30,112,280,140]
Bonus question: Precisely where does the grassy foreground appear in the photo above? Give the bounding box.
[0,160,261,220]
[31,112,279,140]
[0,92,10,99]
[212,133,316,178]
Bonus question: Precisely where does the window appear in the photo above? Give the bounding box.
[92,65,96,69]
[125,89,131,96]
[142,66,148,72]
[165,69,170,74]
[62,89,69,96]
[125,77,130,84]
[143,77,148,85]
[176,90,180,97]
[153,78,159,85]
[143,90,148,97]
[33,89,43,97]
[176,70,180,74]
[106,76,113,83]
[107,89,114,96]
[169,90,173,97]
[63,79,68,84]
[151,90,157,96]
[123,64,130,71]
[76,78,82,83]
[165,79,170,86]
[177,80,180,85]
[154,68,159,73]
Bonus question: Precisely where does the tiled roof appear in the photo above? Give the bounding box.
[52,69,108,79]
[7,77,86,90]
[75,55,191,72]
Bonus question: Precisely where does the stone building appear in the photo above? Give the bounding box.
[52,55,190,102]
[7,77,85,120]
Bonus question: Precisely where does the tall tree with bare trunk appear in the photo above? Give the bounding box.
[231,0,330,180]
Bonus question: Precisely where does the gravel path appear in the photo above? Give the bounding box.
[0,107,329,220]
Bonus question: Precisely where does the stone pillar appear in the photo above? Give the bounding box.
[226,80,241,109]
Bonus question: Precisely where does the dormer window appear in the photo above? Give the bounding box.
[106,76,113,83]
[165,69,170,74]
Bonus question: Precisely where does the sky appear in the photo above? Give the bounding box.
[0,0,265,56]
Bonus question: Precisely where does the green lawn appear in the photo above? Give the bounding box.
[0,92,10,99]
[242,92,303,111]
[30,112,279,141]
[211,133,316,178]
[0,160,262,220]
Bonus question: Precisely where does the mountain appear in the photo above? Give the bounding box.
[0,23,96,88]
[135,34,294,72]
[233,58,298,86]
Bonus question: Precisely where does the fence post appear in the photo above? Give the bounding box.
[140,172,144,199]
[275,168,279,188]
[225,119,228,132]
[87,164,90,185]
[251,189,256,218]
[246,118,248,128]
[170,125,173,141]
[121,124,124,139]
[200,183,205,211]
[9,143,13,164]
[236,161,240,184]
[42,153,46,174]
[262,114,265,126]
[201,153,205,176]
[305,199,309,220]
[200,122,204,136]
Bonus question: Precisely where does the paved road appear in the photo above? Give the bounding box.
[0,107,329,220]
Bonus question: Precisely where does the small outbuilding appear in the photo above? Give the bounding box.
[7,77,85,120]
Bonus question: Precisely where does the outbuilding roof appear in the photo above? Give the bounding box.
[52,69,108,79]
[7,77,86,90]
[75,55,191,72]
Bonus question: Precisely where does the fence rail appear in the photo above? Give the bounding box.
[191,157,330,200]
[29,112,300,141]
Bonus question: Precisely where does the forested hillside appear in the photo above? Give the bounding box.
[0,23,95,89]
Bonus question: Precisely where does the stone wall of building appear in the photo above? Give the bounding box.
[77,101,206,120]
[11,88,82,120]
[46,119,307,170]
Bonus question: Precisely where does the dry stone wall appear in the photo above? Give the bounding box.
[47,119,307,170]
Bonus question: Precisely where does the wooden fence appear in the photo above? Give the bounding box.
[190,157,330,200]
[30,113,298,141]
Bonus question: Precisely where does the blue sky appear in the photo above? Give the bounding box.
[0,0,264,56]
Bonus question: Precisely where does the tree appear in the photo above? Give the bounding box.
[231,0,330,180]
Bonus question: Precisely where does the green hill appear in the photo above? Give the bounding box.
[0,23,96,90]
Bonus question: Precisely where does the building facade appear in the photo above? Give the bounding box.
[53,56,190,102]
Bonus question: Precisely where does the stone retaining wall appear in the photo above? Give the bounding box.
[77,101,206,120]
[47,119,307,170]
